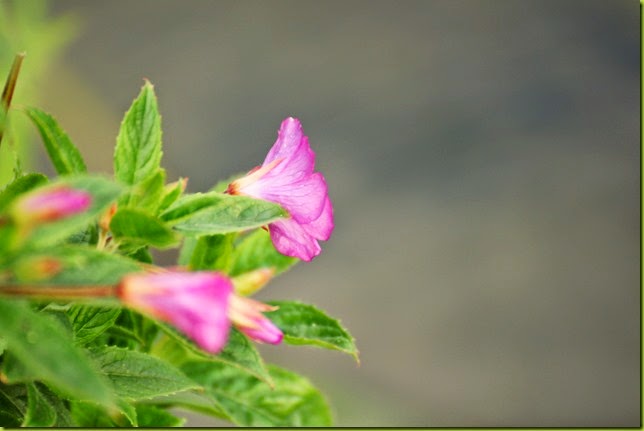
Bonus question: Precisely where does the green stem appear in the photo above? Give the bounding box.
[0,284,116,300]
[0,53,25,147]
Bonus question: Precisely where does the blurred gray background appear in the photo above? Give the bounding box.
[24,0,642,426]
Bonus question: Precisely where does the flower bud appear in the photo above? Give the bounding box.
[228,295,283,345]
[232,268,275,296]
[117,271,233,354]
[11,185,91,225]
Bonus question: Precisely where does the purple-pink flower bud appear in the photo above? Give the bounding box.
[12,185,92,224]
[117,271,233,354]
[226,117,334,261]
[228,294,283,345]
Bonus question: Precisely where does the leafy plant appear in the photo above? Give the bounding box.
[0,58,356,426]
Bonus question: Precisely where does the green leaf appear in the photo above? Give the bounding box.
[68,305,122,345]
[114,80,162,187]
[29,245,141,285]
[181,362,333,426]
[136,405,185,427]
[161,192,287,236]
[123,167,165,213]
[23,107,87,175]
[89,346,200,402]
[110,208,178,249]
[0,299,115,407]
[139,391,228,421]
[158,177,187,212]
[230,229,297,276]
[28,175,123,248]
[23,383,57,427]
[0,172,47,213]
[189,233,234,272]
[267,301,359,362]
[154,324,272,385]
[0,382,27,427]
[70,401,117,427]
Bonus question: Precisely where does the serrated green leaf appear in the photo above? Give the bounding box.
[230,229,297,276]
[114,81,162,187]
[0,299,115,407]
[123,168,165,213]
[110,208,178,249]
[23,107,87,175]
[0,172,47,213]
[140,391,228,421]
[27,175,123,248]
[136,404,185,427]
[158,177,187,212]
[267,301,359,362]
[154,324,272,385]
[182,362,332,426]
[189,233,234,272]
[68,305,122,345]
[161,192,287,236]
[23,383,57,427]
[89,346,200,402]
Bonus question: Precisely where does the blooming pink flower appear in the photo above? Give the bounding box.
[226,117,333,261]
[12,186,91,224]
[228,294,283,344]
[117,271,233,354]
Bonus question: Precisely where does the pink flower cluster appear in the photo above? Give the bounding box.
[118,270,282,354]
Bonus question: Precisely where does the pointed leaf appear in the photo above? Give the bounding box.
[110,208,178,248]
[189,233,234,271]
[24,107,87,175]
[181,362,332,426]
[114,80,162,187]
[0,299,115,407]
[89,346,200,402]
[267,301,359,362]
[161,192,287,236]
[23,383,57,427]
[68,305,122,345]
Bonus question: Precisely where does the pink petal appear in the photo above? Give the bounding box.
[245,172,327,223]
[269,218,322,262]
[302,196,334,241]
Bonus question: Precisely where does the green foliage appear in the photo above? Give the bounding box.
[23,107,86,175]
[268,301,359,362]
[0,76,353,427]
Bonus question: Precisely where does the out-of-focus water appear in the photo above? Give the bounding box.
[37,0,641,426]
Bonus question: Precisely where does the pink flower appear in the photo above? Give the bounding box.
[228,294,283,344]
[117,270,283,353]
[12,185,91,224]
[226,117,334,261]
[117,271,233,354]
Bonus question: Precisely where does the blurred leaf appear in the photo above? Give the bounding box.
[135,404,185,427]
[67,305,121,346]
[23,383,57,426]
[27,245,141,285]
[189,233,234,272]
[89,346,200,402]
[161,192,287,236]
[0,298,115,407]
[140,391,228,421]
[110,208,178,249]
[28,175,122,248]
[230,228,297,277]
[181,362,332,426]
[0,172,47,213]
[267,301,359,362]
[0,382,26,427]
[114,80,162,189]
[158,177,186,212]
[23,107,86,175]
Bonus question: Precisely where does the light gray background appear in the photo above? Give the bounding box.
[34,0,641,426]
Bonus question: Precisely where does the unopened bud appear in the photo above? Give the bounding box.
[14,256,62,281]
[232,267,275,296]
[11,185,91,225]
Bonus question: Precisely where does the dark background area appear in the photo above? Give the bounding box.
[22,0,642,426]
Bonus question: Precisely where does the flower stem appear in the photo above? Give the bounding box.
[0,284,116,300]
[0,52,25,147]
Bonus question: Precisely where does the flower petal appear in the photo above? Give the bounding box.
[269,218,322,261]
[302,196,334,241]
